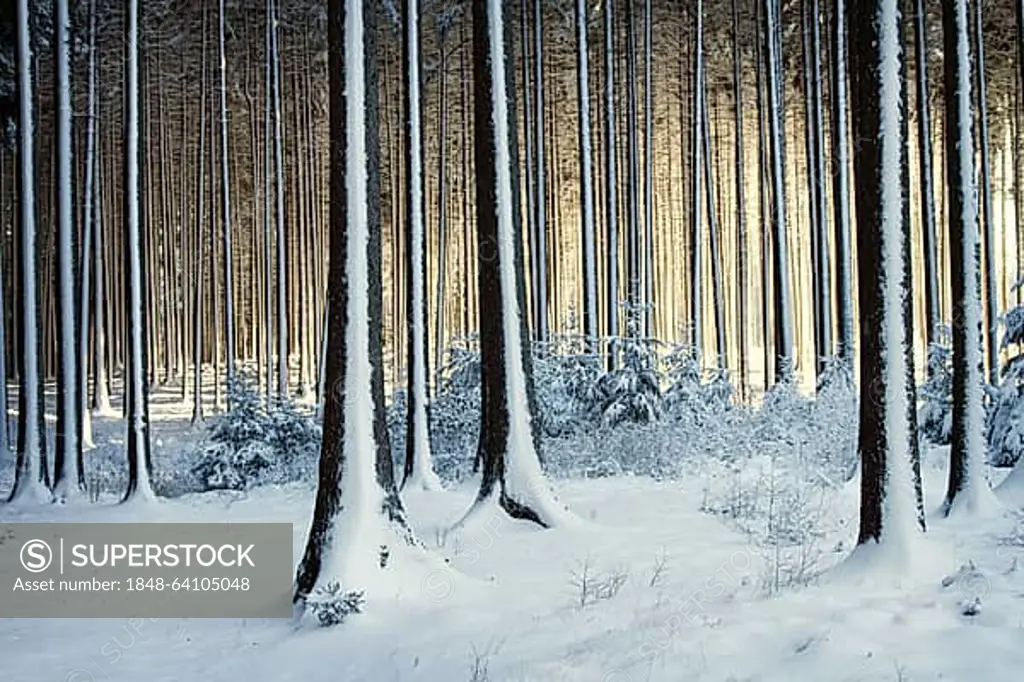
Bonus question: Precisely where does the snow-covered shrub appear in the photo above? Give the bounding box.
[919,337,954,446]
[988,307,1024,467]
[596,322,664,427]
[305,581,365,627]
[530,336,603,437]
[662,344,734,426]
[190,374,320,491]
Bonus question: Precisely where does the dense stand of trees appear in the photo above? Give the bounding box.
[1,0,1023,586]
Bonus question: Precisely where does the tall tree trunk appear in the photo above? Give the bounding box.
[973,0,997,386]
[10,0,49,503]
[848,0,925,550]
[271,0,288,400]
[914,0,939,352]
[53,0,82,502]
[576,0,597,349]
[942,0,998,517]
[456,0,570,530]
[832,0,854,364]
[294,0,412,608]
[124,0,155,502]
[763,0,793,380]
[532,0,548,343]
[217,0,236,394]
[732,0,748,399]
[434,25,449,395]
[402,0,442,491]
[603,0,619,368]
[691,0,704,358]
[642,0,653,338]
[625,0,640,325]
[78,0,98,450]
[192,0,209,426]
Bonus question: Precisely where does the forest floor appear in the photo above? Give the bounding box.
[1,382,1024,682]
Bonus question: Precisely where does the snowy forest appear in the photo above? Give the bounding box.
[3,0,1024,679]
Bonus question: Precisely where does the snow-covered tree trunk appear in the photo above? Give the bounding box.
[642,0,654,338]
[832,0,854,364]
[217,0,236,395]
[805,0,831,377]
[9,0,49,504]
[123,0,155,503]
[0,177,6,458]
[914,0,940,352]
[53,0,82,503]
[702,80,727,370]
[972,0,997,386]
[691,0,704,359]
[78,0,98,451]
[455,0,572,530]
[603,0,619,368]
[192,0,210,427]
[270,0,288,400]
[401,0,441,492]
[625,0,640,325]
[433,19,449,396]
[755,0,773,388]
[519,0,537,351]
[576,0,597,350]
[532,0,548,343]
[942,0,999,517]
[732,0,748,399]
[764,0,793,379]
[847,0,925,558]
[264,0,274,406]
[294,0,415,610]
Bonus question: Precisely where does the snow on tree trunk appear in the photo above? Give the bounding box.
[8,0,50,505]
[576,0,598,350]
[842,0,930,578]
[691,0,704,359]
[401,0,442,492]
[832,0,855,363]
[294,0,421,611]
[78,0,98,450]
[942,0,1000,518]
[603,0,618,368]
[53,0,82,503]
[217,0,236,394]
[123,0,155,504]
[192,0,210,426]
[914,0,940,351]
[271,0,289,400]
[532,0,548,343]
[764,0,793,379]
[452,0,574,532]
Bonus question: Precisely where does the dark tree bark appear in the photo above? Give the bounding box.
[9,0,49,502]
[459,0,568,529]
[123,0,155,502]
[295,0,411,607]
[603,0,619,368]
[732,0,748,399]
[401,0,441,491]
[53,0,82,502]
[848,0,925,544]
[832,0,854,364]
[914,0,940,352]
[763,0,793,379]
[972,0,997,386]
[942,0,997,516]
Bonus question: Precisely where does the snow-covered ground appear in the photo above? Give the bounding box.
[1,380,1023,682]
